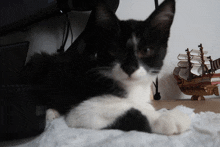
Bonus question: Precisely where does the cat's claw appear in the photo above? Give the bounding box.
[46,109,60,122]
[152,109,191,135]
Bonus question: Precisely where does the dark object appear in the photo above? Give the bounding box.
[0,42,29,85]
[0,42,46,141]
[154,0,159,9]
[153,77,161,100]
[57,0,120,13]
[152,0,160,100]
[0,85,46,141]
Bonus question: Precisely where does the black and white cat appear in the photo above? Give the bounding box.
[21,0,191,135]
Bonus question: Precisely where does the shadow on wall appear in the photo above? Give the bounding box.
[25,11,90,63]
[158,73,183,100]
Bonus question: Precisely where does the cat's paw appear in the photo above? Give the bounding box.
[152,109,191,135]
[46,109,60,122]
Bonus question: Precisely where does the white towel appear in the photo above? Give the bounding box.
[14,106,220,147]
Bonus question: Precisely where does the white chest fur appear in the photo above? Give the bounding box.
[65,64,156,129]
[112,64,155,104]
[126,82,152,104]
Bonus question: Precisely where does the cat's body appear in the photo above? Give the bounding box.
[21,0,191,135]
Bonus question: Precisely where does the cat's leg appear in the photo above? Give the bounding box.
[142,108,191,135]
[46,109,60,122]
[103,102,191,135]
[65,96,148,130]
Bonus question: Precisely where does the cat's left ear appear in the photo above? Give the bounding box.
[145,0,175,42]
[86,1,120,33]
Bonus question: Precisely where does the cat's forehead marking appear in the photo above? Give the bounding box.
[132,33,139,46]
[126,33,140,51]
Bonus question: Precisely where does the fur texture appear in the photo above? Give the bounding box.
[21,0,191,135]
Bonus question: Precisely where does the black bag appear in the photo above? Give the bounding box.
[0,85,46,141]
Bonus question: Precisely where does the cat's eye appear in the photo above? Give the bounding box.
[108,50,116,56]
[138,48,154,58]
[108,46,123,57]
[95,53,98,58]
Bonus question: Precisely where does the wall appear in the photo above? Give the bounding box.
[0,0,220,99]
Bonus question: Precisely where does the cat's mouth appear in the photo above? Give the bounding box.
[149,68,161,75]
[150,70,160,74]
[126,77,137,81]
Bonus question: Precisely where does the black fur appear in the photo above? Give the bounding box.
[105,108,152,132]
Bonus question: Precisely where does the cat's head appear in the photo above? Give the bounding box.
[79,0,175,84]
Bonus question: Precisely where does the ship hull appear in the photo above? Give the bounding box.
[174,74,220,100]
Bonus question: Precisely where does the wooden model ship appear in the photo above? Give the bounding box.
[173,44,220,100]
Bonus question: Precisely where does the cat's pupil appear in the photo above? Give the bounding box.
[145,48,152,56]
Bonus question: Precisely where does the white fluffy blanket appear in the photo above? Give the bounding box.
[15,106,220,147]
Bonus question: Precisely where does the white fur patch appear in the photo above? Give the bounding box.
[46,109,60,122]
[152,109,191,135]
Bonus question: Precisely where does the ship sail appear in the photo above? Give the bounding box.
[177,61,211,76]
[177,60,188,67]
[191,64,210,76]
[175,44,219,80]
[179,67,191,80]
[190,49,208,55]
[210,58,220,72]
[177,54,190,60]
[191,55,209,64]
[190,54,211,76]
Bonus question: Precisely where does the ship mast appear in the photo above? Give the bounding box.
[186,48,193,80]
[198,44,208,75]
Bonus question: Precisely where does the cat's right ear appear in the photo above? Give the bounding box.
[144,0,175,42]
[85,1,120,33]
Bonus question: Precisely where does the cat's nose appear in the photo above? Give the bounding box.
[121,63,139,77]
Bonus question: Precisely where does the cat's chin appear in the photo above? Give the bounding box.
[109,63,156,84]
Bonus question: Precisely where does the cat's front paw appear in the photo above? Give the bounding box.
[46,109,60,122]
[152,109,191,135]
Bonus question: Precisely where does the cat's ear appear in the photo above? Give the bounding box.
[86,1,120,33]
[145,0,175,42]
